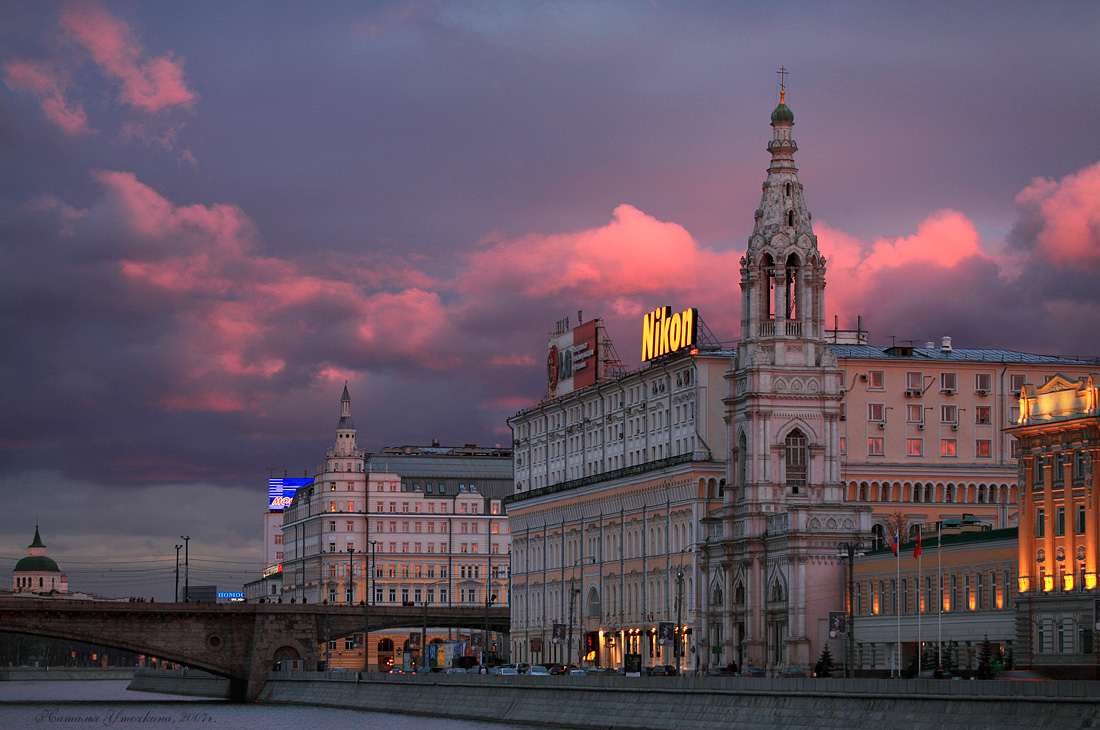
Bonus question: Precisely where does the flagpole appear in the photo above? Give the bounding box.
[917,537,922,674]
[896,536,901,678]
[937,522,943,669]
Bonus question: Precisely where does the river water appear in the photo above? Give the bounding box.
[0,680,539,730]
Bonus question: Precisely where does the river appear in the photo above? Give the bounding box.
[0,680,539,730]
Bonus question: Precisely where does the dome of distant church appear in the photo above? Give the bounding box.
[15,554,60,572]
[771,101,794,124]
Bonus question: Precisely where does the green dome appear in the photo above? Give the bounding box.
[771,102,794,124]
[15,555,60,572]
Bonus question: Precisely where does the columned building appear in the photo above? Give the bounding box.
[1008,372,1100,676]
[719,91,868,673]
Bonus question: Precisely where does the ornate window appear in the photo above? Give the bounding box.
[785,429,807,493]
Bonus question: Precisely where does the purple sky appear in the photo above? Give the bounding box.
[2,1,1099,598]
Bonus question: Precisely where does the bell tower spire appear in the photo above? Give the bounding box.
[739,73,827,368]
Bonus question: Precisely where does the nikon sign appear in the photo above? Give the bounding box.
[641,306,698,362]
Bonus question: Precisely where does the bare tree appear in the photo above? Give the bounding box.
[884,512,908,546]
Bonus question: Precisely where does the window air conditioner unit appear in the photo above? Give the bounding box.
[917,423,924,430]
[905,389,919,397]
[951,424,958,431]
[877,423,885,430]
[977,389,989,396]
[942,388,956,395]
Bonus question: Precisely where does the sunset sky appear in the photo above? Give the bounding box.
[2,1,1099,597]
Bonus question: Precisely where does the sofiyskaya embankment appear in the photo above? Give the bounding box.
[259,671,1100,730]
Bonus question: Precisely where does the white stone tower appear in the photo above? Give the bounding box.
[720,82,867,673]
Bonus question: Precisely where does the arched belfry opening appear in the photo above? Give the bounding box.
[785,252,801,321]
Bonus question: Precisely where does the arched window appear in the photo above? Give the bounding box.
[737,432,748,486]
[871,523,885,551]
[762,253,776,320]
[785,429,807,493]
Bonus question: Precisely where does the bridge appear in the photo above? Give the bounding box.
[0,597,509,700]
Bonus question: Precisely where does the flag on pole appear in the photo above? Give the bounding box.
[914,537,922,558]
[891,532,899,555]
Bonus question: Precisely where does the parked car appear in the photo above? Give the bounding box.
[516,663,531,675]
[585,667,613,676]
[778,667,807,678]
[528,665,552,676]
[738,667,765,677]
[568,668,587,676]
[648,665,679,676]
[445,667,468,674]
[705,666,737,677]
[498,667,520,676]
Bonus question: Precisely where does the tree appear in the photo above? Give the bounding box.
[814,645,835,677]
[884,512,909,548]
[977,636,994,679]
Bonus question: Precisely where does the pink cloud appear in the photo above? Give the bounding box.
[1014,160,1100,265]
[3,59,91,135]
[60,0,196,113]
[464,203,740,300]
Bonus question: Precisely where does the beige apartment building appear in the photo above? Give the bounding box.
[836,339,1099,543]
[277,386,513,670]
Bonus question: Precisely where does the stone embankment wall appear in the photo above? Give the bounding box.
[0,667,135,681]
[127,668,232,698]
[260,672,1100,730]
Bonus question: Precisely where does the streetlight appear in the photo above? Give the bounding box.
[180,536,190,603]
[837,541,865,678]
[421,578,450,671]
[567,557,596,670]
[347,546,355,604]
[174,544,182,603]
[364,539,376,673]
[675,570,684,671]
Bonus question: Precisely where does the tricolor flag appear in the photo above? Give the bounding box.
[914,537,922,558]
[891,532,899,555]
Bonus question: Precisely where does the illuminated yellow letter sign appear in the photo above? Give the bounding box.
[642,306,698,361]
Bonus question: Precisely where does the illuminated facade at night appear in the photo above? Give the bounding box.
[850,526,1018,674]
[276,386,512,669]
[1008,372,1100,675]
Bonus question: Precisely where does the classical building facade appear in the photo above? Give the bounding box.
[508,345,729,671]
[850,526,1018,675]
[1008,372,1100,676]
[276,386,513,669]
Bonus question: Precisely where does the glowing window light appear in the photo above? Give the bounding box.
[1042,576,1054,592]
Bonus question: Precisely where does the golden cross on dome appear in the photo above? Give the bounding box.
[776,66,789,102]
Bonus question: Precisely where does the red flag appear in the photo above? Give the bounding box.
[914,539,922,558]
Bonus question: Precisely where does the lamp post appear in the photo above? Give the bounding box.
[174,544,182,603]
[675,570,684,671]
[364,539,376,672]
[567,557,595,670]
[837,541,865,678]
[180,536,190,603]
